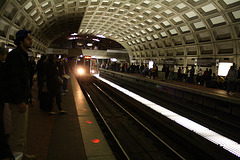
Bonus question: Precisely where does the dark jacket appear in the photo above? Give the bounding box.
[4,47,31,104]
[0,61,5,104]
[62,60,69,75]
[36,59,47,85]
[46,62,62,90]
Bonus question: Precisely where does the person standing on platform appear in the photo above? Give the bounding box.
[28,56,36,89]
[184,66,189,82]
[151,64,157,79]
[202,68,209,86]
[181,67,184,81]
[197,68,203,85]
[0,47,14,160]
[190,66,195,83]
[61,56,70,93]
[46,55,67,115]
[36,54,47,99]
[226,65,238,95]
[140,64,144,76]
[4,30,36,160]
[177,67,182,81]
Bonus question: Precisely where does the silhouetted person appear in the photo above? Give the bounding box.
[36,54,47,99]
[226,66,238,95]
[0,47,14,160]
[177,67,182,81]
[29,56,36,89]
[46,55,67,115]
[5,30,36,160]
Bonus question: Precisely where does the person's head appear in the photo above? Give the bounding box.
[40,54,46,61]
[29,56,34,61]
[48,55,56,63]
[0,47,7,62]
[14,30,33,50]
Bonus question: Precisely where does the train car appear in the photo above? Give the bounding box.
[74,55,98,82]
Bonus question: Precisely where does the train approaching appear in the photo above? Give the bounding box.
[73,55,98,82]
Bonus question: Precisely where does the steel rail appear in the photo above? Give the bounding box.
[81,85,131,160]
[92,82,186,160]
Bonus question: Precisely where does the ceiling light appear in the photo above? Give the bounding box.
[96,35,106,38]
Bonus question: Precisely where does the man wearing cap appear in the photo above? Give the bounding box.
[4,30,36,160]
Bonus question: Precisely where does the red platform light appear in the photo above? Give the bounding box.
[91,139,100,143]
[86,121,92,124]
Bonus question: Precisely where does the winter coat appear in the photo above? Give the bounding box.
[227,68,238,81]
[4,47,31,104]
[46,62,62,90]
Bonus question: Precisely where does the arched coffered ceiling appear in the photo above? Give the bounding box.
[0,0,85,52]
[79,0,240,60]
[0,0,240,60]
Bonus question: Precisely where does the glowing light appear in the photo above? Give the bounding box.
[95,75,240,158]
[87,43,93,46]
[96,35,106,38]
[149,61,154,69]
[93,38,100,42]
[110,58,117,62]
[85,56,91,59]
[77,68,84,74]
[69,37,76,40]
[91,70,95,74]
[218,62,233,76]
[86,121,92,124]
[91,139,100,143]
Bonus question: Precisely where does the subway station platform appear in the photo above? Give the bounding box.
[17,74,115,160]
[99,69,240,116]
[135,72,240,99]
[4,69,240,159]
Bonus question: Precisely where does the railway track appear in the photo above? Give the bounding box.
[78,78,220,160]
[95,75,240,159]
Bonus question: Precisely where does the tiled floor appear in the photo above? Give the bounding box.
[26,79,86,160]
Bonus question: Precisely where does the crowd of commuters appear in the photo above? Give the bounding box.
[104,62,240,94]
[0,30,70,160]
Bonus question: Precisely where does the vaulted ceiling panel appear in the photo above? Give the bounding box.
[0,0,239,57]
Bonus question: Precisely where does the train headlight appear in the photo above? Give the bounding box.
[91,70,95,74]
[77,68,84,74]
